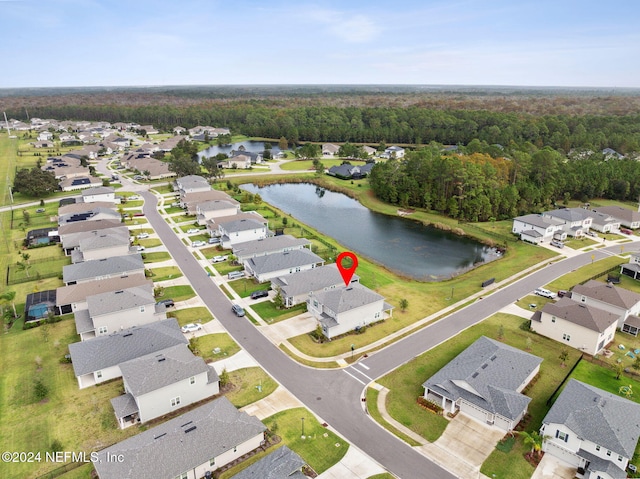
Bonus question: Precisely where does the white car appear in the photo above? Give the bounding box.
[187,228,200,234]
[137,232,149,239]
[534,288,556,299]
[129,195,141,200]
[191,240,206,247]
[211,255,228,263]
[181,323,202,333]
[136,246,145,251]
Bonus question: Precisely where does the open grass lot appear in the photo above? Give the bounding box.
[544,255,626,291]
[0,318,139,479]
[228,277,270,298]
[279,159,367,171]
[564,236,598,249]
[151,184,174,195]
[57,463,94,479]
[191,333,241,362]
[158,284,196,301]
[224,367,278,408]
[366,474,396,479]
[147,265,182,282]
[163,206,184,214]
[262,407,349,474]
[142,251,171,263]
[251,301,307,323]
[167,306,213,327]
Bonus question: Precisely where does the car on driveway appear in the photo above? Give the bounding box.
[136,245,145,251]
[212,255,228,263]
[586,230,598,238]
[550,239,564,248]
[156,299,175,308]
[231,304,245,317]
[534,288,556,299]
[181,323,202,333]
[137,232,149,239]
[621,228,633,235]
[187,228,200,234]
[208,237,221,245]
[191,240,206,247]
[250,290,269,300]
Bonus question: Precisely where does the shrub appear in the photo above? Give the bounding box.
[416,396,443,414]
[33,378,48,401]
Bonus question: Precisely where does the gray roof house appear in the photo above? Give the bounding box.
[112,344,219,428]
[182,190,238,214]
[327,163,374,180]
[76,282,165,341]
[58,201,116,217]
[58,206,121,226]
[532,297,619,355]
[215,213,270,249]
[588,210,621,234]
[542,208,594,238]
[233,235,311,263]
[94,397,267,479]
[81,186,115,203]
[593,206,640,230]
[422,336,542,431]
[63,254,144,285]
[175,175,210,195]
[307,283,393,340]
[272,263,359,307]
[541,379,640,479]
[57,218,122,237]
[512,214,566,244]
[230,446,306,479]
[68,319,188,389]
[61,225,129,255]
[195,199,240,225]
[72,232,132,263]
[244,249,325,283]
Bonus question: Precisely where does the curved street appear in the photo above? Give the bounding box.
[139,186,640,478]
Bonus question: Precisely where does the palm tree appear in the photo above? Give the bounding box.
[520,431,547,458]
[1,291,18,318]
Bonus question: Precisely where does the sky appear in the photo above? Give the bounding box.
[2,0,640,88]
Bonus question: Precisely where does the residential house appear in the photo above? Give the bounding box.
[138,125,158,135]
[62,254,145,285]
[175,175,210,196]
[541,379,640,479]
[81,186,115,203]
[112,344,219,428]
[58,201,116,217]
[229,150,263,165]
[588,210,621,234]
[307,283,393,340]
[56,274,150,315]
[221,153,252,169]
[244,249,325,283]
[542,208,594,238]
[60,224,128,255]
[94,397,266,479]
[59,176,104,192]
[157,135,187,152]
[214,214,270,249]
[384,145,405,158]
[57,218,122,238]
[271,263,359,308]
[593,206,640,230]
[37,131,53,141]
[75,283,165,341]
[124,156,175,180]
[232,235,312,263]
[31,140,54,148]
[571,280,640,336]
[59,133,80,144]
[322,143,340,157]
[72,232,132,263]
[602,147,625,159]
[112,137,130,149]
[230,446,306,479]
[68,319,187,389]
[196,200,240,226]
[173,126,186,135]
[531,297,619,355]
[621,253,640,283]
[422,336,542,431]
[512,214,566,244]
[58,207,121,225]
[182,190,239,215]
[327,162,374,180]
[362,145,377,157]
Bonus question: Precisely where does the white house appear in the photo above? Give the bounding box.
[214,213,269,249]
[181,190,238,215]
[244,249,325,283]
[322,143,340,157]
[542,208,593,238]
[593,206,640,230]
[94,397,266,479]
[72,232,132,263]
[512,214,566,244]
[175,175,210,196]
[232,234,312,263]
[112,344,219,428]
[307,283,393,339]
[81,186,115,204]
[195,200,240,226]
[37,131,53,141]
[531,297,619,355]
[588,210,620,234]
[541,379,640,479]
[384,145,405,158]
[422,336,542,431]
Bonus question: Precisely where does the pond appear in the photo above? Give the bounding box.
[198,140,283,159]
[241,183,499,281]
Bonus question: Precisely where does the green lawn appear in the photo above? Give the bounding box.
[515,294,555,311]
[142,251,171,263]
[481,434,535,479]
[251,301,307,324]
[279,159,365,171]
[367,474,396,479]
[191,333,241,362]
[147,266,183,282]
[365,388,421,447]
[159,285,196,301]
[228,278,270,298]
[262,407,349,475]
[213,261,244,275]
[545,255,626,291]
[224,367,278,408]
[167,307,213,326]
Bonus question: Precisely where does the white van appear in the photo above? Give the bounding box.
[534,288,556,299]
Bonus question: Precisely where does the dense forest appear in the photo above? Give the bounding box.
[368,144,640,221]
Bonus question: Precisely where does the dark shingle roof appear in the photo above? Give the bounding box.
[86,283,155,316]
[63,254,144,283]
[232,235,311,260]
[231,446,306,479]
[543,379,640,458]
[572,280,640,310]
[312,283,383,314]
[94,397,266,479]
[247,249,323,276]
[542,297,620,332]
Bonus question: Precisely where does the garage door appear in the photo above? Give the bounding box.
[460,401,491,424]
[543,440,580,467]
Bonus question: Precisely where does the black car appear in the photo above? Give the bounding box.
[156,299,175,308]
[250,290,269,300]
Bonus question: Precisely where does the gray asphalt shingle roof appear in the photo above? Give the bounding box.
[246,249,323,275]
[196,199,238,212]
[119,344,215,397]
[94,397,266,479]
[544,208,593,223]
[542,297,620,332]
[313,283,383,314]
[69,319,187,377]
[78,232,129,251]
[56,275,150,306]
[86,283,155,316]
[514,214,563,229]
[543,379,640,458]
[233,235,311,260]
[230,446,306,479]
[57,218,122,236]
[422,336,542,421]
[220,217,267,233]
[82,186,114,197]
[63,254,144,283]
[110,393,139,419]
[572,280,640,310]
[272,263,359,298]
[593,206,640,226]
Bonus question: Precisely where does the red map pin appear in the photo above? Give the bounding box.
[336,252,358,286]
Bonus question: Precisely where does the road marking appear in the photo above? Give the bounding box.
[358,362,370,370]
[351,366,373,381]
[343,369,366,385]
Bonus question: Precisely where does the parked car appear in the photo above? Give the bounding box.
[136,245,145,251]
[156,299,175,308]
[36,208,45,213]
[550,239,564,249]
[231,304,245,317]
[187,228,200,234]
[534,288,556,299]
[586,230,598,238]
[250,290,269,300]
[181,323,202,333]
[557,290,569,298]
[212,255,228,263]
[133,175,145,180]
[137,232,149,239]
[129,195,141,200]
[621,228,633,235]
[228,271,245,280]
[111,174,119,181]
[191,240,206,247]
[208,237,221,245]
[171,202,181,207]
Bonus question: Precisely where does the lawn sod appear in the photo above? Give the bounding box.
[224,367,278,408]
[142,251,171,263]
[365,388,421,447]
[157,284,196,301]
[191,333,241,362]
[147,266,183,282]
[251,301,307,324]
[167,306,213,326]
[262,407,349,475]
[228,278,271,298]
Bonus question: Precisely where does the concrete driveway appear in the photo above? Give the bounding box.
[530,454,576,479]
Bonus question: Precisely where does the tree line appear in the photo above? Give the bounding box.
[368,144,640,222]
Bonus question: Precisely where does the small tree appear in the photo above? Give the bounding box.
[154,286,165,298]
[273,288,284,310]
[399,298,409,312]
[520,431,546,458]
[633,356,640,371]
[1,291,18,318]
[33,378,48,401]
[219,368,230,387]
[559,349,569,367]
[497,324,505,340]
[50,439,64,453]
[615,361,625,380]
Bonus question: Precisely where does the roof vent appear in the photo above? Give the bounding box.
[472,372,479,378]
[184,426,197,433]
[154,433,166,440]
[122,333,133,337]
[115,290,123,294]
[181,421,193,427]
[481,363,488,369]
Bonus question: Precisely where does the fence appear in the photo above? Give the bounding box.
[6,256,70,286]
[34,461,84,479]
[546,354,583,406]
[579,265,623,285]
